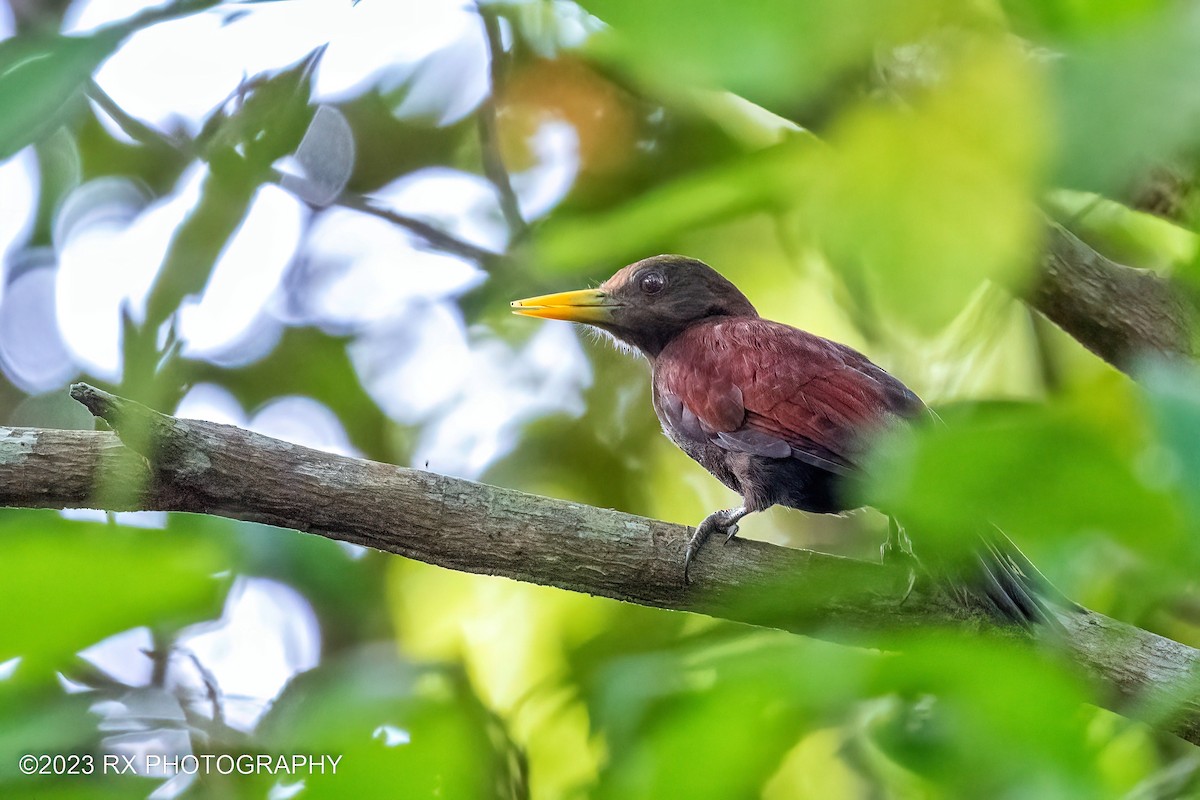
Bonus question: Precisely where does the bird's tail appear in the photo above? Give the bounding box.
[961,524,1080,627]
[899,518,1080,627]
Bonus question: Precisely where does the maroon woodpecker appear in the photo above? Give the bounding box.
[512,255,1065,622]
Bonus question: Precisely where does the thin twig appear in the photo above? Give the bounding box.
[476,4,528,237]
[86,80,189,154]
[328,189,501,265]
[116,0,223,35]
[182,648,227,730]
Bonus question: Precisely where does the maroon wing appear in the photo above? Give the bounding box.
[654,317,923,475]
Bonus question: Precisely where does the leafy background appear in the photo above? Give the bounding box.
[1,0,1200,797]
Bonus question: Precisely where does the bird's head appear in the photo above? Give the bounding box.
[511,255,758,357]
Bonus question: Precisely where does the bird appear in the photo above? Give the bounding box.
[512,254,1068,624]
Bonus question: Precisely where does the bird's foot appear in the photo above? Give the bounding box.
[684,506,749,584]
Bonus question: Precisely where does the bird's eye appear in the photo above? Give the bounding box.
[639,271,667,295]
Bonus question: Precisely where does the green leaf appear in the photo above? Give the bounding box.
[0,688,100,788]
[255,646,517,799]
[865,635,1099,798]
[1000,0,1171,40]
[1050,3,1200,193]
[0,0,225,160]
[131,169,261,404]
[589,633,871,799]
[0,510,225,674]
[531,138,820,272]
[197,46,323,172]
[809,41,1048,331]
[579,0,950,112]
[861,392,1192,578]
[0,31,123,160]
[1137,358,1200,526]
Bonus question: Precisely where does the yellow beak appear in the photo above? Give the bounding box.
[510,289,617,324]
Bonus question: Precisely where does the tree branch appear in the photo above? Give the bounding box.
[87,80,188,154]
[328,189,501,265]
[0,384,1198,745]
[1028,222,1196,372]
[475,4,527,238]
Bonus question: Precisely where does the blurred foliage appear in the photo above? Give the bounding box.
[2,0,1200,798]
[253,645,524,799]
[0,29,122,159]
[0,511,225,674]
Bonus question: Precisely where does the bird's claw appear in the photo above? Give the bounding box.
[683,507,746,585]
[683,524,716,585]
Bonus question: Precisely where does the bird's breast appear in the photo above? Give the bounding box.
[650,378,745,493]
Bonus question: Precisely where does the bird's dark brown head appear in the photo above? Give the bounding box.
[511,255,758,357]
